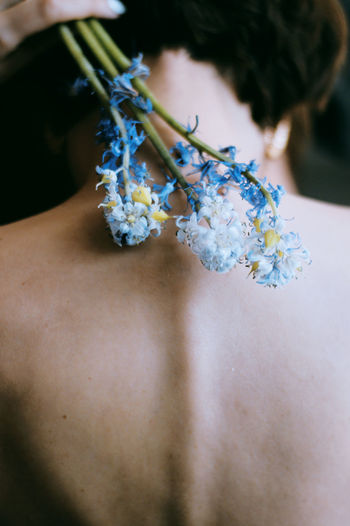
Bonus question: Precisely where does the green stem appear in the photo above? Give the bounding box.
[59,24,131,196]
[59,24,109,108]
[75,20,198,208]
[88,19,277,217]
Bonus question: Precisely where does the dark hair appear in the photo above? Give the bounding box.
[110,0,347,127]
[0,0,347,223]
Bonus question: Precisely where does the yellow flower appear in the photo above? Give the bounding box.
[151,210,170,222]
[102,174,113,184]
[132,186,152,206]
[253,218,261,232]
[251,261,259,271]
[264,229,280,248]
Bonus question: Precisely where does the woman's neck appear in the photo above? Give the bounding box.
[143,49,265,159]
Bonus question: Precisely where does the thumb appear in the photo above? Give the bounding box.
[0,0,126,58]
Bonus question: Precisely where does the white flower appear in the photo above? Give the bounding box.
[98,185,170,246]
[246,215,311,287]
[95,167,119,189]
[147,204,170,237]
[111,203,149,246]
[98,192,148,246]
[176,188,245,272]
[197,186,237,228]
[176,212,244,273]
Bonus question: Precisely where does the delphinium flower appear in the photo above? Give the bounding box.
[98,182,169,246]
[171,141,310,284]
[152,178,178,210]
[94,56,174,246]
[169,142,245,272]
[97,126,172,245]
[224,152,311,287]
[108,54,153,113]
[207,147,312,286]
[176,185,245,273]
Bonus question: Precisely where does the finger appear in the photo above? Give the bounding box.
[0,0,126,57]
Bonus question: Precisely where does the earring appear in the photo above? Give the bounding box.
[264,119,291,160]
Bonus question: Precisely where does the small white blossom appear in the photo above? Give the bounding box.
[176,212,244,273]
[95,167,119,189]
[100,193,149,246]
[245,214,311,287]
[98,184,170,246]
[176,189,245,272]
[198,186,235,225]
[147,201,170,237]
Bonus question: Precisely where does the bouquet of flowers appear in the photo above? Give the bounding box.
[59,19,311,287]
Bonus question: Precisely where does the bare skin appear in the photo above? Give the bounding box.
[1,50,350,526]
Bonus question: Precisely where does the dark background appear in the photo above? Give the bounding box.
[295,0,350,205]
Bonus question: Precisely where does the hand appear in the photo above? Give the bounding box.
[0,0,125,59]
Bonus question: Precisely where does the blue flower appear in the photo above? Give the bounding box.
[240,183,268,211]
[133,96,153,113]
[247,160,259,174]
[127,54,150,80]
[152,179,178,210]
[131,161,149,184]
[108,58,153,113]
[110,72,138,105]
[170,142,196,166]
[96,116,118,144]
[70,76,91,95]
[266,183,285,206]
[220,145,237,161]
[226,163,245,184]
[93,63,310,285]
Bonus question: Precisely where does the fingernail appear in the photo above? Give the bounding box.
[107,0,126,15]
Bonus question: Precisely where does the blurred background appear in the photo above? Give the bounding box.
[0,2,349,225]
[295,0,350,205]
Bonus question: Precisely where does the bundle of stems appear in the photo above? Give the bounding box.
[58,19,277,216]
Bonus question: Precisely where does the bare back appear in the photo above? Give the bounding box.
[1,189,350,525]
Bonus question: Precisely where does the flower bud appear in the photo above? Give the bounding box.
[264,229,280,248]
[132,186,152,206]
[151,210,170,222]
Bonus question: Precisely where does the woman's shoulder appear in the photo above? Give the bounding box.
[1,191,350,297]
[281,193,350,270]
[282,192,350,231]
[1,192,349,329]
[0,207,75,357]
[1,209,59,295]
